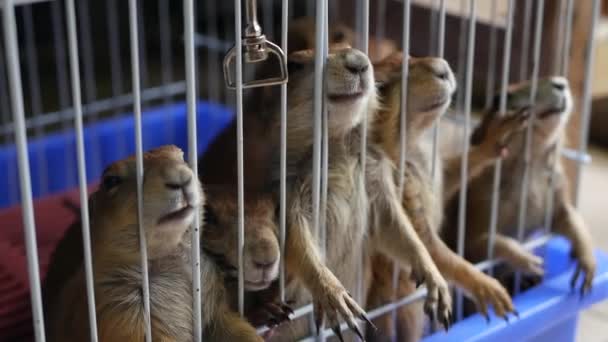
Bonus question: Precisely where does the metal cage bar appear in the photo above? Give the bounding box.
[514,0,545,295]
[391,0,411,333]
[183,0,202,339]
[486,0,515,278]
[279,0,289,305]
[2,1,46,341]
[127,0,153,340]
[455,0,476,322]
[233,0,246,317]
[64,0,99,340]
[429,0,446,182]
[544,0,575,236]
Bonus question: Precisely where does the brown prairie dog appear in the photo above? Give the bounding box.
[49,145,202,341]
[256,46,451,341]
[201,186,295,330]
[367,53,520,341]
[444,77,596,294]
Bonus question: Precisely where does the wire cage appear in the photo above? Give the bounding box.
[1,0,607,341]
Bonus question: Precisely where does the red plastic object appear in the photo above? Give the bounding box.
[0,185,96,341]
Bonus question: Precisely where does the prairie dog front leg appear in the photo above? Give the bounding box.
[468,233,545,277]
[285,196,369,337]
[369,158,451,327]
[553,187,596,293]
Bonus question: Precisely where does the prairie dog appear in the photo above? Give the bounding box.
[367,54,521,341]
[46,146,267,341]
[258,47,451,341]
[444,77,595,293]
[49,145,202,341]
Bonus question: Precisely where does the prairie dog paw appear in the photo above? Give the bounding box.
[311,271,372,341]
[413,267,452,330]
[502,240,545,276]
[467,272,516,320]
[570,244,596,295]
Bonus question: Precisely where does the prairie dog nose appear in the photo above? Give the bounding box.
[343,50,370,75]
[163,164,193,190]
[551,77,567,91]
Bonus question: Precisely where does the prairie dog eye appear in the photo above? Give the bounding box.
[103,175,123,191]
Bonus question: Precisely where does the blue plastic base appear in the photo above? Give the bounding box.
[0,101,234,208]
[424,237,608,342]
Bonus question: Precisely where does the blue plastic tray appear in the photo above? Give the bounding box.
[0,101,234,208]
[424,237,608,342]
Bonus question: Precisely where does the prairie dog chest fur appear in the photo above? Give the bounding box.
[273,47,378,304]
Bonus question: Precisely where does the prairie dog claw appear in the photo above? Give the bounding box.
[570,245,596,296]
[312,270,367,340]
[418,267,452,331]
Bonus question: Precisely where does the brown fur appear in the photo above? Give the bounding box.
[443,77,595,295]
[251,46,452,341]
[367,53,522,341]
[48,145,202,341]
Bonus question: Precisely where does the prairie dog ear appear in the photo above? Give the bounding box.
[373,51,404,85]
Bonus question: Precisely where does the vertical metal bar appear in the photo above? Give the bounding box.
[487,0,515,279]
[64,1,98,340]
[233,0,245,317]
[320,0,329,260]
[574,0,601,206]
[518,0,533,82]
[279,0,289,304]
[357,0,369,308]
[22,5,49,196]
[183,0,202,339]
[312,1,325,337]
[455,0,476,322]
[544,0,575,233]
[393,0,410,333]
[319,6,329,341]
[312,0,324,258]
[430,0,446,183]
[514,0,545,294]
[2,1,46,340]
[128,0,152,340]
